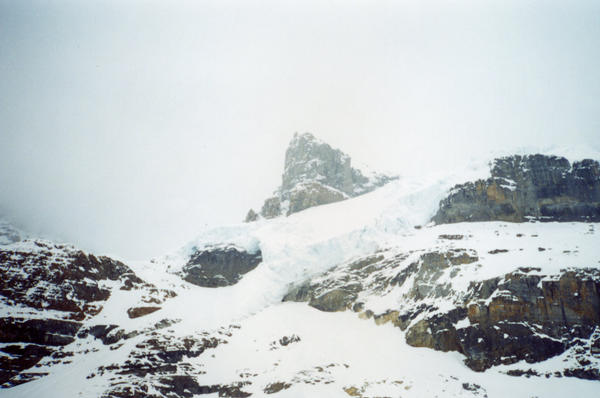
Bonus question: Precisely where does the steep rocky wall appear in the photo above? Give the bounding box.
[407,268,600,373]
[283,246,600,379]
[180,246,263,287]
[281,133,356,196]
[433,155,600,224]
[0,242,143,320]
[0,239,173,388]
[245,133,396,221]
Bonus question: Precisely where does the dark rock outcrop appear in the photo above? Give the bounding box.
[127,306,162,319]
[405,267,600,373]
[0,343,52,387]
[246,133,396,220]
[0,240,142,386]
[155,377,251,398]
[405,308,468,352]
[0,233,170,388]
[282,253,392,312]
[284,246,600,379]
[78,324,119,343]
[97,328,251,398]
[181,246,263,287]
[0,317,81,346]
[0,317,81,385]
[433,154,600,224]
[0,242,143,319]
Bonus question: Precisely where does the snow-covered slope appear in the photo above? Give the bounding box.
[2,152,599,397]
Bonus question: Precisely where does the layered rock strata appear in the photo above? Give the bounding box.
[180,245,263,288]
[433,154,600,224]
[284,244,600,378]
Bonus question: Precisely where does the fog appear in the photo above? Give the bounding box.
[1,0,599,259]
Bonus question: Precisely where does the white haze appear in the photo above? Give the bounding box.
[1,0,599,259]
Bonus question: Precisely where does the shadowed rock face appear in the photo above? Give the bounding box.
[282,132,357,195]
[181,246,263,287]
[433,154,600,224]
[283,247,600,378]
[127,306,162,319]
[0,244,127,386]
[0,237,246,396]
[93,327,251,398]
[0,318,82,347]
[406,268,600,372]
[245,133,396,220]
[0,233,174,388]
[0,245,143,319]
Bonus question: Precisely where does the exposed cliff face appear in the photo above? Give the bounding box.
[0,236,175,388]
[0,220,262,397]
[282,223,600,379]
[0,243,143,319]
[180,246,263,288]
[281,133,384,197]
[3,152,600,397]
[245,133,396,221]
[408,267,600,374]
[433,154,600,224]
[94,324,247,398]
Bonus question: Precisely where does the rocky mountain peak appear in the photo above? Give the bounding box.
[282,132,353,194]
[3,151,600,396]
[245,133,397,221]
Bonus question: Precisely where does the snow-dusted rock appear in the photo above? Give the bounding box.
[0,229,176,388]
[2,151,600,398]
[180,245,263,288]
[433,154,600,224]
[246,132,397,220]
[282,222,600,379]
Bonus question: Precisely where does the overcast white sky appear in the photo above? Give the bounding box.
[1,0,599,259]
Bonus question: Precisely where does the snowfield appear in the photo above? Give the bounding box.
[2,162,600,397]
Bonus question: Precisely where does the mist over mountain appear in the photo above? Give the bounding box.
[1,131,600,396]
[1,1,600,396]
[2,1,600,259]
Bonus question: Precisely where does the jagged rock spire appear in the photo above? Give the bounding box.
[245,132,397,221]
